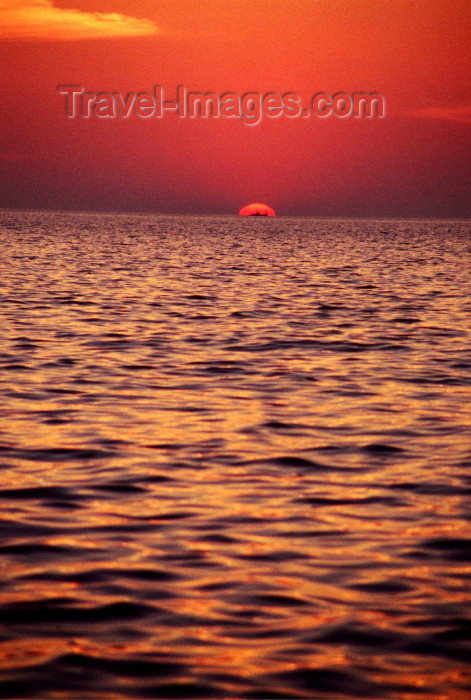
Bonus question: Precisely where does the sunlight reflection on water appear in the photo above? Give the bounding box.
[0,211,470,698]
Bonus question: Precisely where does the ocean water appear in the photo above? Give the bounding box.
[0,210,470,699]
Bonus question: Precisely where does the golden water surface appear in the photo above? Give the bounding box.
[0,212,470,698]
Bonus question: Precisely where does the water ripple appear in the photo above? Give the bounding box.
[0,212,470,698]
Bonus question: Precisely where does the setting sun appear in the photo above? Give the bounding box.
[239,203,275,216]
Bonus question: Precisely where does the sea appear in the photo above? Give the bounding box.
[0,210,470,699]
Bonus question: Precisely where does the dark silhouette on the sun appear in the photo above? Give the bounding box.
[239,203,275,217]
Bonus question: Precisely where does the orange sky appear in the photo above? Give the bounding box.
[0,0,470,216]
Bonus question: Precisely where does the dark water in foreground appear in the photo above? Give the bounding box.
[0,211,470,699]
